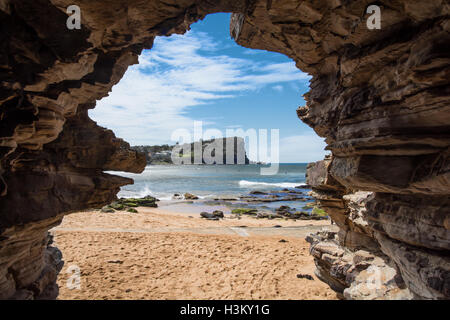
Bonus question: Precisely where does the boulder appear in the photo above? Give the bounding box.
[184,193,199,200]
[200,210,224,220]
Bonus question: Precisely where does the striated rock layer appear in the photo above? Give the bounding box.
[0,0,449,299]
[306,157,449,299]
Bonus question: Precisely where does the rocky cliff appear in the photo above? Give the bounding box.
[0,0,448,299]
[132,137,250,165]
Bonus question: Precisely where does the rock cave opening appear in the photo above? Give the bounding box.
[88,12,326,201]
[0,1,448,300]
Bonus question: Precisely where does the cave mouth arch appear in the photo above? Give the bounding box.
[89,12,327,200]
[0,0,448,300]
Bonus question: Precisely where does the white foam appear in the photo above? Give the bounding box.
[118,185,163,199]
[238,180,305,188]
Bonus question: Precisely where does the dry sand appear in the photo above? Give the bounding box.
[53,208,337,300]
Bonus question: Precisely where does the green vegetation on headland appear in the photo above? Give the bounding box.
[132,137,249,165]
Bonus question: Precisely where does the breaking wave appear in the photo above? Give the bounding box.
[238,180,305,188]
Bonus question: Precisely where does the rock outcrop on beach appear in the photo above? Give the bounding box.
[200,211,224,220]
[184,193,199,200]
[0,0,448,299]
[101,196,159,213]
[229,206,327,221]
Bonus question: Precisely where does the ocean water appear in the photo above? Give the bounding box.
[112,163,308,200]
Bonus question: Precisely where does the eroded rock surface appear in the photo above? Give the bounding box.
[306,158,449,299]
[0,0,448,299]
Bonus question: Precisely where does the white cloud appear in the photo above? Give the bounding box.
[89,30,309,146]
[279,134,329,163]
[272,85,283,92]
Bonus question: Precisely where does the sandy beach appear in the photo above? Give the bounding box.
[52,207,337,300]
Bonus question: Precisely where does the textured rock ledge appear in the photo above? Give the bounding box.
[0,0,449,299]
[0,215,64,299]
[306,158,449,299]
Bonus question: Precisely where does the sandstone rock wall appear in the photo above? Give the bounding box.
[0,0,448,299]
[306,158,449,299]
[232,1,449,299]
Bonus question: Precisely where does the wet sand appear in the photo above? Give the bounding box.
[52,208,337,300]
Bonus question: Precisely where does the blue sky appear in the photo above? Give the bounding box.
[90,13,327,163]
